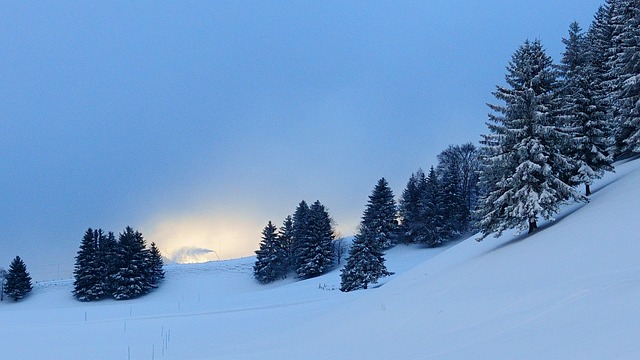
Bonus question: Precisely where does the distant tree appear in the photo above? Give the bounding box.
[291,200,311,272]
[333,235,349,265]
[340,180,396,292]
[419,167,447,246]
[436,143,479,231]
[398,169,427,244]
[73,228,106,301]
[4,256,32,301]
[559,21,614,196]
[477,39,585,239]
[111,227,150,300]
[295,201,335,278]
[254,221,288,283]
[278,216,294,272]
[361,178,399,249]
[146,242,165,289]
[98,231,118,295]
[0,268,7,302]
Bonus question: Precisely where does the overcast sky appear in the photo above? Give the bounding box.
[1,1,603,280]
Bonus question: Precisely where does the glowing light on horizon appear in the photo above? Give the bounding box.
[143,212,263,264]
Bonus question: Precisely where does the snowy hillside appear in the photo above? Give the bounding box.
[2,158,640,359]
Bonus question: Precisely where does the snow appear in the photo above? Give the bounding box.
[2,158,640,359]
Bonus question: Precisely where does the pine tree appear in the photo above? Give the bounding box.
[419,167,447,246]
[291,200,310,273]
[607,0,640,154]
[254,221,288,283]
[278,216,294,272]
[398,169,427,244]
[477,39,585,239]
[111,227,150,300]
[340,179,396,292]
[146,242,165,289]
[73,228,106,301]
[98,231,118,295]
[361,178,399,249]
[340,226,393,292]
[295,201,335,278]
[437,149,470,236]
[4,256,32,301]
[559,22,614,196]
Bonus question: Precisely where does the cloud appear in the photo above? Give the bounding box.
[166,246,219,264]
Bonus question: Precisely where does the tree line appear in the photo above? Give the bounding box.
[73,227,165,301]
[256,0,640,292]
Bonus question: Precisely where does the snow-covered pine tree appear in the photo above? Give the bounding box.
[477,39,585,240]
[398,169,427,244]
[437,150,470,236]
[606,0,640,154]
[340,225,393,292]
[98,231,118,295]
[4,256,32,301]
[559,22,614,196]
[111,227,150,300]
[278,215,294,273]
[586,1,619,153]
[146,242,165,289]
[73,228,106,301]
[291,200,310,273]
[254,221,288,283]
[361,178,399,249]
[419,167,447,246]
[295,200,335,278]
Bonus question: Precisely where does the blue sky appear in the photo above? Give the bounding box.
[1,1,602,279]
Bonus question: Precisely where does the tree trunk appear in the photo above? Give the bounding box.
[585,183,591,196]
[528,218,537,234]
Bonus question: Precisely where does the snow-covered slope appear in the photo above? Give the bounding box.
[2,158,640,359]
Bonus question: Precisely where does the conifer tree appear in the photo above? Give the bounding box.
[111,227,149,300]
[254,221,288,283]
[419,167,447,246]
[278,216,294,272]
[73,228,106,301]
[340,226,393,292]
[361,178,399,249]
[559,22,614,196]
[607,0,640,154]
[146,242,165,289]
[398,169,427,244]
[98,231,118,295]
[291,200,310,272]
[295,201,335,278]
[477,39,585,239]
[4,256,32,301]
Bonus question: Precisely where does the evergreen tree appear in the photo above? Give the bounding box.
[73,228,106,301]
[340,226,393,292]
[98,231,118,295]
[398,169,427,244]
[477,39,585,240]
[559,22,614,196]
[254,221,288,283]
[419,167,447,246]
[607,0,640,154]
[291,200,310,272]
[361,178,399,249]
[437,150,470,235]
[111,227,150,300]
[295,201,335,278]
[278,215,294,272]
[4,256,32,301]
[146,242,165,289]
